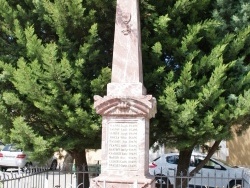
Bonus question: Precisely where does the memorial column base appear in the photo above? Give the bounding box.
[91,175,155,188]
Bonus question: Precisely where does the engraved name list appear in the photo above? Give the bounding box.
[108,122,138,170]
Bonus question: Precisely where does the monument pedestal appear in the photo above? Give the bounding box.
[93,96,156,188]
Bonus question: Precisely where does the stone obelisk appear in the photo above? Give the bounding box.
[93,0,156,187]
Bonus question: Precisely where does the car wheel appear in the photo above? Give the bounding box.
[50,160,57,170]
[229,180,242,188]
[155,176,171,188]
[23,162,33,172]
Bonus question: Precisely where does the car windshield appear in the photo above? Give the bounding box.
[2,144,22,152]
[213,158,235,168]
[193,155,235,168]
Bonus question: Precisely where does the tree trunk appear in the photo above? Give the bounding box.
[71,149,89,188]
[175,140,222,188]
[176,149,193,188]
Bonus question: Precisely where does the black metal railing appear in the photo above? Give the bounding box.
[0,165,250,188]
[153,167,250,188]
[0,165,100,188]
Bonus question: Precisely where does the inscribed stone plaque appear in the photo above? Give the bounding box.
[107,120,138,170]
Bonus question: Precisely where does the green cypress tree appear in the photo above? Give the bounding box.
[141,0,250,186]
[0,0,115,187]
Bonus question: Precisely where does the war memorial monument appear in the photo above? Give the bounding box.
[93,0,157,187]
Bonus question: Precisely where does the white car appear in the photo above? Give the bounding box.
[0,144,28,171]
[0,144,57,171]
[149,152,246,188]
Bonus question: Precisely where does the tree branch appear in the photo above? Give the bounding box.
[189,140,222,177]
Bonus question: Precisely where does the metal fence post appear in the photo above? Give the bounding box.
[44,169,49,188]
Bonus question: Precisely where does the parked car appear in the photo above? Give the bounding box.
[34,156,58,171]
[149,152,246,188]
[0,144,57,171]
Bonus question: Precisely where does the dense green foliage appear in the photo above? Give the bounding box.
[0,0,250,181]
[0,0,115,162]
[140,0,250,181]
[141,0,250,149]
